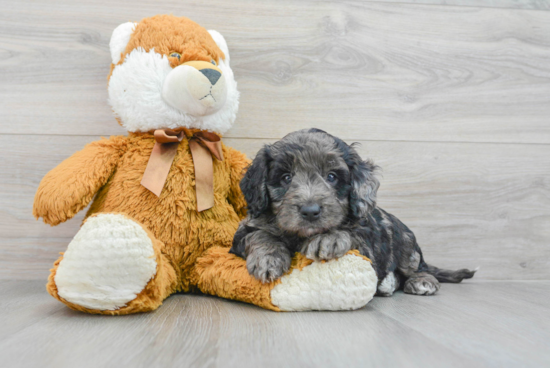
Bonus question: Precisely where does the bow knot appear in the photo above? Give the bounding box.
[141,129,223,212]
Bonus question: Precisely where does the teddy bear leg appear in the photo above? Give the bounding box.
[194,247,378,311]
[47,213,177,315]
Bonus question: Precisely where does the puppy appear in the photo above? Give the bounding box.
[230,128,476,296]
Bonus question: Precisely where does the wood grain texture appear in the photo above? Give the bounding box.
[363,0,550,11]
[2,135,549,280]
[0,0,549,143]
[1,0,549,280]
[0,280,549,368]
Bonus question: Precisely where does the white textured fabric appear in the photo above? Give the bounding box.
[208,30,230,64]
[161,64,228,116]
[109,22,136,64]
[54,214,157,311]
[108,47,239,134]
[271,254,378,311]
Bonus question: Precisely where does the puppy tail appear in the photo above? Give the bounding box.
[423,264,477,283]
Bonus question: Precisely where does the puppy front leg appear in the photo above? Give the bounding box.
[245,231,292,283]
[301,230,352,261]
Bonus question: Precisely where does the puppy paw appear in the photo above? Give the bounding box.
[302,231,352,261]
[247,250,291,283]
[404,273,440,296]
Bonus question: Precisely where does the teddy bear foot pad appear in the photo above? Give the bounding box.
[271,252,378,312]
[53,214,157,310]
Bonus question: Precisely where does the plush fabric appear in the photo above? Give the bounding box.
[47,213,178,315]
[54,213,158,310]
[107,15,238,134]
[110,22,136,64]
[195,246,282,311]
[271,251,378,311]
[34,14,377,315]
[123,16,225,66]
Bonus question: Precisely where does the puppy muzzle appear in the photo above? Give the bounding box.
[300,203,322,222]
[161,60,227,117]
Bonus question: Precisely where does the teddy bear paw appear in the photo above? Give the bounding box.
[270,252,378,311]
[53,213,157,311]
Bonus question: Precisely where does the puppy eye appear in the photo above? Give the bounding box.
[327,172,338,183]
[281,174,292,185]
[169,52,181,60]
[211,59,217,66]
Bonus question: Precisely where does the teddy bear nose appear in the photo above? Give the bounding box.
[200,69,221,85]
[300,203,321,221]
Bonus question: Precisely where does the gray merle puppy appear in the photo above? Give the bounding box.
[230,128,476,296]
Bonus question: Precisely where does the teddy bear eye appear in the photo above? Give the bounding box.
[169,52,181,60]
[211,59,216,66]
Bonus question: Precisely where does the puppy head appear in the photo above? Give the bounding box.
[240,129,379,237]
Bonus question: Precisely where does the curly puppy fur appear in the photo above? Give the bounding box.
[230,129,476,296]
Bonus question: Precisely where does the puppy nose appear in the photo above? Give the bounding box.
[300,203,321,221]
[200,68,221,85]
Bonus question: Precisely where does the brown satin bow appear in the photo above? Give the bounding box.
[141,129,224,212]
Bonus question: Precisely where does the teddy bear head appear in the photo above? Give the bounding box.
[108,15,239,134]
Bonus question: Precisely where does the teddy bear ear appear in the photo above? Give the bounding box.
[208,30,230,65]
[110,22,137,64]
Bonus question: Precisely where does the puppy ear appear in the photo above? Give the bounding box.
[349,157,380,219]
[240,146,271,218]
[110,22,137,64]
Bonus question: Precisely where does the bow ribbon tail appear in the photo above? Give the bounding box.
[189,139,214,212]
[141,129,183,197]
[190,132,224,212]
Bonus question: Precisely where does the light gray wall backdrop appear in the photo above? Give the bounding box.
[1,0,549,280]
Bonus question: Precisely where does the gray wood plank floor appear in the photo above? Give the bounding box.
[1,280,548,368]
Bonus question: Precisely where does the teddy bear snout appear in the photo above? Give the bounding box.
[199,68,221,85]
[161,62,227,117]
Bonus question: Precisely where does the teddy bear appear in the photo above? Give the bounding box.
[33,15,378,315]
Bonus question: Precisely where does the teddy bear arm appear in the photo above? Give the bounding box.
[225,145,251,220]
[33,136,127,226]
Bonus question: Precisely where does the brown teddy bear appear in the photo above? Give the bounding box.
[33,15,377,315]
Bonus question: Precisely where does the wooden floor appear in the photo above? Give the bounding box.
[1,280,548,368]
